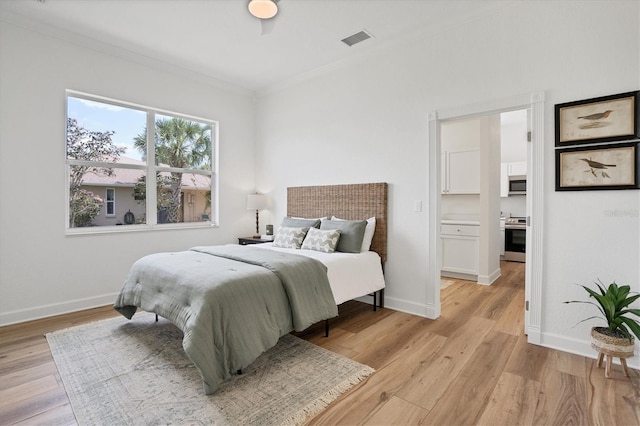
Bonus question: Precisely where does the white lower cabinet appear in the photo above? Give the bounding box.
[441,224,479,279]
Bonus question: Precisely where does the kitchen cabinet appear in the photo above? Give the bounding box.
[441,223,479,279]
[441,149,480,194]
[508,161,527,176]
[500,161,527,197]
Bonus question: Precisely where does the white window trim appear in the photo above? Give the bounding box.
[65,90,219,235]
[105,187,115,217]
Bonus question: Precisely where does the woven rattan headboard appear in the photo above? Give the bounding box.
[287,182,388,263]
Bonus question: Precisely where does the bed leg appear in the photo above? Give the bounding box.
[325,319,330,338]
[155,314,158,322]
[373,291,377,311]
[380,289,385,308]
[237,369,242,375]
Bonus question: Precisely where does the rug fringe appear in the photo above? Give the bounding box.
[280,366,375,426]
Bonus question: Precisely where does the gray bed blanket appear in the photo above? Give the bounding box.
[113,244,338,394]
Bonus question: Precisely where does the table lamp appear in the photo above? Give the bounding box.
[246,194,268,238]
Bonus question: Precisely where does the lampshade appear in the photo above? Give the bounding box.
[248,0,278,19]
[247,194,268,211]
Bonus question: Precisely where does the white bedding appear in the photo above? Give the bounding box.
[253,243,385,305]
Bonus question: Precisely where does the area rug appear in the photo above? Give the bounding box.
[46,312,374,425]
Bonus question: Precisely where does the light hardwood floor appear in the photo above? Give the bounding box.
[1,261,639,425]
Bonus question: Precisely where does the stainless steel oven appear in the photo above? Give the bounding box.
[504,217,526,262]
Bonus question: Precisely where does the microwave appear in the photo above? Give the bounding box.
[508,175,526,195]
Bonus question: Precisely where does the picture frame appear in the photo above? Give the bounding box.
[555,91,639,146]
[556,142,639,191]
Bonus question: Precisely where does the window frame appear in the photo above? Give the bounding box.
[65,90,219,235]
[105,187,115,217]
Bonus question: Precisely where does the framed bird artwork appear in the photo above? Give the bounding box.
[556,142,639,191]
[555,90,639,146]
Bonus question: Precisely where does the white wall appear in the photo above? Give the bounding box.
[0,15,257,324]
[255,1,639,359]
[501,109,528,163]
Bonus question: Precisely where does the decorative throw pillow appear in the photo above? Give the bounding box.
[332,216,376,252]
[272,226,309,249]
[301,228,342,253]
[320,219,367,253]
[281,217,322,229]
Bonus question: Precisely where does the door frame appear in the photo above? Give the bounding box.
[427,92,544,344]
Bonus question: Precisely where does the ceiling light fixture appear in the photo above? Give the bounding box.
[248,0,278,20]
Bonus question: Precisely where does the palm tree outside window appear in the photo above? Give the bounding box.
[134,116,212,224]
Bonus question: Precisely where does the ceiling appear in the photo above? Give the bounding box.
[0,0,503,92]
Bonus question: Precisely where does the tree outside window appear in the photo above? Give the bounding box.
[66,118,124,227]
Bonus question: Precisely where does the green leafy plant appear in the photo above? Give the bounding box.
[564,280,640,342]
[66,117,124,228]
[69,189,103,227]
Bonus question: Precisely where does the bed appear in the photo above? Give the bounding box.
[113,182,388,394]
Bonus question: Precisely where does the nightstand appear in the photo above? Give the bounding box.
[238,237,272,245]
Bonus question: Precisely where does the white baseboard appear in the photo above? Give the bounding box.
[526,324,542,345]
[382,296,438,319]
[441,271,477,281]
[424,302,440,319]
[353,294,439,320]
[539,331,640,370]
[477,268,501,285]
[0,293,118,327]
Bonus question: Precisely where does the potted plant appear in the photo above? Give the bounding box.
[565,280,640,378]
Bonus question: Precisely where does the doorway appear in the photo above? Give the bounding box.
[427,92,545,344]
[439,110,528,301]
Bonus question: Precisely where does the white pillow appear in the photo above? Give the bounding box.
[292,216,327,221]
[331,216,376,252]
[272,226,309,249]
[301,227,342,253]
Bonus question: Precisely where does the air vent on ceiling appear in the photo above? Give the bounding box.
[341,30,373,47]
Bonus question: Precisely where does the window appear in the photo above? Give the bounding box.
[66,91,218,233]
[106,188,115,216]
